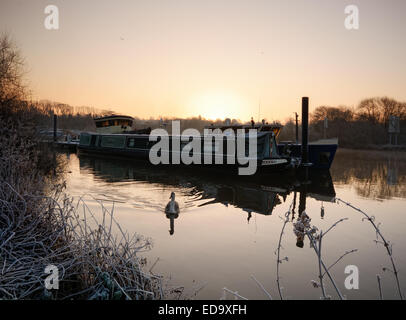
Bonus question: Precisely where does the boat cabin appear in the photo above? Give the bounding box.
[94,115,134,134]
[205,123,283,138]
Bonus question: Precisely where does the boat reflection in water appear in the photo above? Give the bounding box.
[77,154,336,237]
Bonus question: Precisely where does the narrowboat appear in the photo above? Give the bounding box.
[78,99,338,174]
[78,122,299,175]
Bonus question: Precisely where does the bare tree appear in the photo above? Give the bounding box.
[0,34,26,109]
[379,97,402,127]
[357,98,381,123]
[311,106,354,123]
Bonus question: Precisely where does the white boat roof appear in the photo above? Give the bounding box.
[94,115,134,121]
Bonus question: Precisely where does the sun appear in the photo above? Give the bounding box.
[190,92,244,121]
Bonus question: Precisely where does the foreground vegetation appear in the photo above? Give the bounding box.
[0,34,166,299]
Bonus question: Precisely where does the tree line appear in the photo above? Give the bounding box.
[279,97,406,148]
[2,33,405,148]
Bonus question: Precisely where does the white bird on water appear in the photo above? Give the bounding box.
[165,192,179,214]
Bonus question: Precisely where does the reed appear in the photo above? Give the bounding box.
[275,201,294,300]
[0,178,167,299]
[0,110,166,300]
[335,197,403,300]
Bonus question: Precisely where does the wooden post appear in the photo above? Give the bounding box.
[301,97,309,164]
[53,114,57,142]
[295,112,299,144]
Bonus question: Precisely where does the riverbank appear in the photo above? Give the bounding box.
[0,108,165,300]
[340,144,406,152]
[334,147,406,162]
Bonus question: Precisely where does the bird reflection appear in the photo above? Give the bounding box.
[166,212,179,235]
[165,192,179,236]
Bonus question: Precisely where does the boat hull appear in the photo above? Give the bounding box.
[78,130,298,173]
[278,141,338,169]
[78,146,294,176]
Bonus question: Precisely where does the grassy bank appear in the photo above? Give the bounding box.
[1,34,167,299]
[0,107,166,300]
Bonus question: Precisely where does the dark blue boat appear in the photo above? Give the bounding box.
[206,123,338,170]
[278,138,338,169]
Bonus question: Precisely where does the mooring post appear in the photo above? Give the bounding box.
[298,189,307,218]
[53,114,57,142]
[301,97,309,164]
[295,112,299,144]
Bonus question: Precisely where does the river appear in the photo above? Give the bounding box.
[61,148,406,300]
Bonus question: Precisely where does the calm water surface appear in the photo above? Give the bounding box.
[62,149,406,299]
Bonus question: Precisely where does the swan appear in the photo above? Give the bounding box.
[165,192,179,215]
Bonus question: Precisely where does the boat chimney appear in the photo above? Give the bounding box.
[301,97,309,164]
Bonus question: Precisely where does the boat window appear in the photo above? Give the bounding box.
[128,138,135,147]
[268,135,278,157]
[90,135,97,146]
[127,138,147,149]
[79,134,91,145]
[100,135,126,148]
[96,118,133,128]
[120,120,132,127]
[95,120,110,128]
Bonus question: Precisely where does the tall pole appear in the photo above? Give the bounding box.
[295,112,299,144]
[301,97,309,164]
[323,117,328,139]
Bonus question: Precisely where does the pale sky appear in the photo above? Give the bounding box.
[1,0,405,122]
